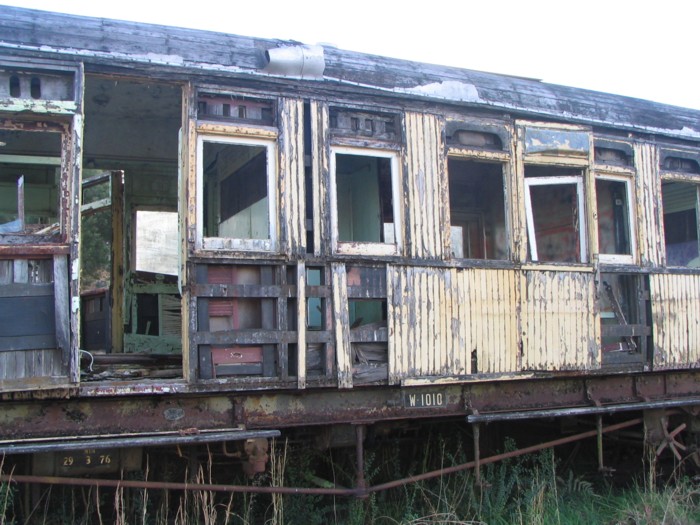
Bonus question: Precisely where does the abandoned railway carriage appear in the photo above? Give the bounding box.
[1,5,700,497]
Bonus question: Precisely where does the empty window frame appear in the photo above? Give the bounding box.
[196,135,277,251]
[447,158,508,260]
[524,166,587,263]
[595,175,635,263]
[661,180,700,267]
[330,147,401,255]
[0,129,63,239]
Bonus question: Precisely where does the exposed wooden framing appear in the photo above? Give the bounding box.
[183,82,197,383]
[310,101,329,257]
[110,172,125,354]
[266,266,282,378]
[195,122,278,139]
[315,102,332,257]
[278,98,305,256]
[53,254,70,366]
[296,261,306,389]
[634,142,663,267]
[331,262,352,388]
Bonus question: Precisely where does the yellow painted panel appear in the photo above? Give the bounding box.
[651,273,700,369]
[404,112,444,259]
[634,143,662,267]
[388,266,519,381]
[521,271,598,370]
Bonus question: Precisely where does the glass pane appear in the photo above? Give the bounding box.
[596,178,631,255]
[335,153,394,243]
[203,142,269,240]
[448,159,507,259]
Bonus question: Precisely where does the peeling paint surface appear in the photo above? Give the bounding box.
[399,81,481,103]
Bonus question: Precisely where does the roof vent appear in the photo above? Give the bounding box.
[263,45,325,79]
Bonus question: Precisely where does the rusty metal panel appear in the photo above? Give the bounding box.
[651,273,700,369]
[403,112,445,259]
[388,266,519,381]
[278,98,305,255]
[634,142,663,267]
[521,270,599,370]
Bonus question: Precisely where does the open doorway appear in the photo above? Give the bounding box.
[79,76,183,381]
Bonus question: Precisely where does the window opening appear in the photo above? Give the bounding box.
[306,267,324,330]
[662,180,699,267]
[9,75,20,97]
[596,177,633,259]
[199,135,277,250]
[332,148,399,251]
[448,158,507,259]
[525,166,587,263]
[30,77,41,99]
[0,129,62,238]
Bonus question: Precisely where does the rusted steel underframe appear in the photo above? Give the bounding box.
[467,396,700,423]
[1,417,642,497]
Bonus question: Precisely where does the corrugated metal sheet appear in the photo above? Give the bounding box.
[634,142,663,267]
[651,273,700,369]
[403,112,446,259]
[521,270,599,370]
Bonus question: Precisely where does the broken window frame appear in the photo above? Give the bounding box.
[329,145,402,257]
[594,171,636,265]
[195,133,278,253]
[0,124,67,245]
[524,174,588,264]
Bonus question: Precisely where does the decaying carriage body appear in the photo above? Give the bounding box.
[0,6,700,483]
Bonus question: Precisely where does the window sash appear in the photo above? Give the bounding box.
[330,146,401,256]
[524,175,587,263]
[196,134,277,252]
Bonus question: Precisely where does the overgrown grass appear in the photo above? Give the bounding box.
[1,434,699,524]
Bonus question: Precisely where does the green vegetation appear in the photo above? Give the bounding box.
[1,432,699,524]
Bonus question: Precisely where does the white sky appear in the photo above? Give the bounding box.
[3,0,700,110]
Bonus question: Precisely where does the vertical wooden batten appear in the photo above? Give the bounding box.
[332,262,352,388]
[651,274,700,370]
[521,270,598,371]
[278,98,306,256]
[635,142,663,267]
[183,82,198,382]
[403,112,444,259]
